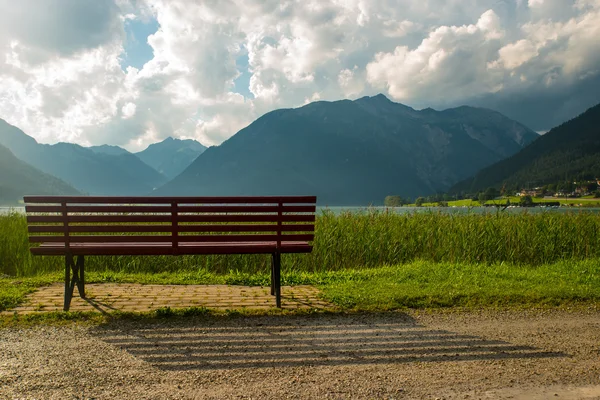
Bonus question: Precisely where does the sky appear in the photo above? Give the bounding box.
[0,0,599,151]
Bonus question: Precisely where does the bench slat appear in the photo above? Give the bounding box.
[26,205,171,213]
[30,241,313,256]
[24,195,317,204]
[177,205,316,213]
[29,233,314,244]
[177,215,316,223]
[27,224,315,234]
[25,205,317,214]
[29,224,171,233]
[27,214,316,224]
[29,235,172,243]
[27,215,173,223]
[178,224,315,232]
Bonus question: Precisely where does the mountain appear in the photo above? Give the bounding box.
[0,119,167,195]
[0,144,79,205]
[156,95,538,205]
[450,102,600,194]
[136,137,207,180]
[88,144,130,156]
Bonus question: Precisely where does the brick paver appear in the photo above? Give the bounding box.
[6,284,332,314]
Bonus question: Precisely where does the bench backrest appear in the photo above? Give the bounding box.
[24,196,316,251]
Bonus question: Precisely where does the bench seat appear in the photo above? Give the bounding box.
[32,241,313,256]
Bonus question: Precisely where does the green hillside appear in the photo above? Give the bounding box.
[0,144,79,205]
[450,102,600,193]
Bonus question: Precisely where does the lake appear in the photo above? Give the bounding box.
[319,206,600,215]
[0,206,24,214]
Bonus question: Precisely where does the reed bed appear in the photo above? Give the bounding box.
[1,209,599,277]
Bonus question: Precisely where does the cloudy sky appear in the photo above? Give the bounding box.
[0,0,599,151]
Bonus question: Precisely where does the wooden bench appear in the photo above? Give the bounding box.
[24,196,317,311]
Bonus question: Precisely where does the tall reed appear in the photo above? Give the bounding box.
[1,209,599,276]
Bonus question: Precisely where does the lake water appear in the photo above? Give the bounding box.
[319,206,600,215]
[0,206,24,215]
[3,205,597,215]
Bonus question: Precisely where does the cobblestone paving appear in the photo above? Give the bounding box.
[7,284,332,314]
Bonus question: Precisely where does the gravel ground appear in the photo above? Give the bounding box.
[1,308,600,399]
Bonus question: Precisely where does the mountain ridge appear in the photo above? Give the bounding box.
[0,143,79,204]
[156,95,538,205]
[449,102,600,193]
[136,137,207,180]
[0,119,167,195]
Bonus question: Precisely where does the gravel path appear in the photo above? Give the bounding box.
[1,308,600,399]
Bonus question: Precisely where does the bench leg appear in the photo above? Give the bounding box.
[76,255,85,299]
[270,254,275,296]
[272,252,281,308]
[64,255,85,312]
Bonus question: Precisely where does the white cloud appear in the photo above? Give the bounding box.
[0,0,123,63]
[366,10,506,104]
[528,0,545,7]
[527,0,579,21]
[338,66,365,97]
[497,39,539,69]
[0,0,598,151]
[121,102,137,119]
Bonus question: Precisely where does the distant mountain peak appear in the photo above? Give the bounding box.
[135,136,207,180]
[88,144,130,156]
[373,93,392,101]
[354,93,416,115]
[355,93,391,102]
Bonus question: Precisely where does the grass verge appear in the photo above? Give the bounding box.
[321,259,600,310]
[1,258,599,326]
[0,275,58,312]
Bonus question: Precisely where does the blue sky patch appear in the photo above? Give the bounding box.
[233,52,254,99]
[120,17,159,70]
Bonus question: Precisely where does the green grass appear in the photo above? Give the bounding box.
[0,275,58,312]
[321,259,600,309]
[3,209,600,319]
[0,259,600,326]
[2,210,600,277]
[2,259,599,318]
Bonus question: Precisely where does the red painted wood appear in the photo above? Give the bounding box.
[28,215,172,223]
[29,225,172,233]
[25,205,63,213]
[26,204,316,213]
[177,224,315,232]
[25,196,316,257]
[31,241,312,256]
[177,234,314,242]
[29,233,314,244]
[24,195,317,204]
[177,214,316,223]
[29,235,173,243]
[28,223,315,233]
[178,205,315,213]
[28,214,315,224]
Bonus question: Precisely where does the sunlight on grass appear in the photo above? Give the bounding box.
[321,259,600,309]
[2,259,599,314]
